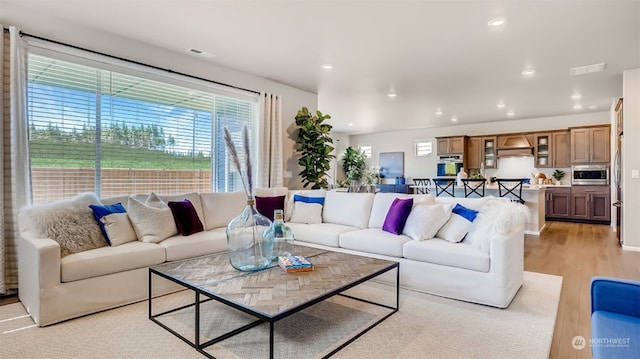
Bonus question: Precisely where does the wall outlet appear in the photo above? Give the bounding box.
[632,170,640,179]
[284,171,293,179]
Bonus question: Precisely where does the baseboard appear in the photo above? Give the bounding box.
[621,244,640,252]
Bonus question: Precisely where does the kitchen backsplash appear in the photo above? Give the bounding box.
[481,156,571,184]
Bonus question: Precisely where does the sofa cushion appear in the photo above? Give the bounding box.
[159,193,205,226]
[255,195,286,221]
[127,195,178,243]
[403,203,453,241]
[368,193,434,228]
[89,203,129,245]
[160,228,228,261]
[285,189,326,221]
[323,191,375,229]
[36,207,108,257]
[201,191,247,230]
[339,228,410,257]
[287,223,358,247]
[168,199,205,236]
[437,203,479,243]
[61,241,166,282]
[434,195,494,211]
[290,202,323,224]
[464,198,529,252]
[382,198,414,235]
[99,213,137,246]
[403,239,490,272]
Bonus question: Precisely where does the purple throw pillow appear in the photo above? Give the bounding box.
[255,195,286,221]
[382,198,414,235]
[167,199,204,236]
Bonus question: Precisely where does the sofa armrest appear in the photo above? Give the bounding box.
[18,235,62,290]
[591,276,640,317]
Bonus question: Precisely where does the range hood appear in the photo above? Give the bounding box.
[496,134,533,157]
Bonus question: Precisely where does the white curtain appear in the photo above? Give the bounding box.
[0,26,32,293]
[258,92,284,188]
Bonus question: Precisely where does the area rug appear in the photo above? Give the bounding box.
[0,271,561,358]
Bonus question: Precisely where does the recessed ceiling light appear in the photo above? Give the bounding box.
[488,17,507,27]
[450,116,458,122]
[573,104,583,110]
[187,48,215,58]
[497,102,506,109]
[571,93,582,100]
[589,104,599,110]
[506,110,515,117]
[348,122,355,127]
[321,64,333,70]
[435,109,443,115]
[387,93,397,98]
[521,68,536,77]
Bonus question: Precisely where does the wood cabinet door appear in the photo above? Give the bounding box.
[590,126,610,163]
[482,136,497,169]
[449,137,465,154]
[548,192,571,218]
[570,193,589,219]
[571,128,590,163]
[534,133,551,168]
[552,131,570,168]
[590,193,611,221]
[467,137,481,170]
[436,138,450,155]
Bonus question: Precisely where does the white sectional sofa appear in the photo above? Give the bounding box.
[18,188,526,326]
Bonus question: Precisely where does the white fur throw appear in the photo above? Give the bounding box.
[127,195,177,243]
[35,208,107,257]
[464,199,530,253]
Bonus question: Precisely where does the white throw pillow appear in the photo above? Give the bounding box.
[403,204,453,241]
[101,213,137,246]
[289,202,323,224]
[436,204,479,243]
[127,196,177,243]
[285,189,326,221]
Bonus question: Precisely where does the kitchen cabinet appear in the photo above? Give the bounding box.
[571,126,610,164]
[436,136,466,155]
[545,187,571,219]
[467,137,481,170]
[534,131,570,168]
[570,186,610,222]
[482,136,497,169]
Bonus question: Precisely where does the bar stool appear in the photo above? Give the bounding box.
[432,178,456,197]
[495,178,526,204]
[461,178,486,198]
[412,178,431,194]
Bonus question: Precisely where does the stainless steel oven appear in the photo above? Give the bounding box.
[572,164,609,185]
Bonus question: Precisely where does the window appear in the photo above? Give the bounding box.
[359,145,372,158]
[414,141,433,157]
[27,52,258,203]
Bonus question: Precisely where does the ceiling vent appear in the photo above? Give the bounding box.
[187,48,215,59]
[570,63,606,76]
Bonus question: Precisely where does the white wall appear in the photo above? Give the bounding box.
[349,112,608,181]
[622,68,640,250]
[1,13,318,190]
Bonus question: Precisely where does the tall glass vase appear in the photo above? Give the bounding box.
[226,197,274,272]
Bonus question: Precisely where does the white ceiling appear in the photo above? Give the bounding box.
[2,0,639,134]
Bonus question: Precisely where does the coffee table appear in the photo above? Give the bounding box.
[149,245,399,358]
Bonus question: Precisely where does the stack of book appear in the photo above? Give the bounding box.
[278,255,314,273]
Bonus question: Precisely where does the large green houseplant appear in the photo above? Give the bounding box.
[294,107,335,189]
[342,146,366,183]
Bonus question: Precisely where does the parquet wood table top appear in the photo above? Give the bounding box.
[151,245,398,318]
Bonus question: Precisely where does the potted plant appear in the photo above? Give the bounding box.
[552,169,565,185]
[294,107,335,189]
[342,146,366,191]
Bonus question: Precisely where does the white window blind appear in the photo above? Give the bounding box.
[27,53,257,203]
[359,145,372,158]
[415,141,433,157]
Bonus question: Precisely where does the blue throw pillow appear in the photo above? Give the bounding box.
[89,203,127,245]
[294,194,325,205]
[436,203,479,243]
[382,198,414,235]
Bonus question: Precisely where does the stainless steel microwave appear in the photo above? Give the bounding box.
[572,165,609,185]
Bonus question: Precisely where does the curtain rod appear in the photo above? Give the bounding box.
[19,31,261,95]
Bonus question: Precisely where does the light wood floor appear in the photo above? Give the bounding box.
[2,221,638,358]
[525,221,640,359]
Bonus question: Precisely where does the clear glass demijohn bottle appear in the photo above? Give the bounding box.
[226,196,274,271]
[263,209,294,260]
